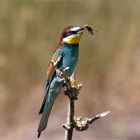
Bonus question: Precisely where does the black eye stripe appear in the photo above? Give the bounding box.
[63,27,84,38]
[63,31,77,38]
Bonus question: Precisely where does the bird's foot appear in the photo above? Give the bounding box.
[56,67,70,78]
[63,67,70,72]
[56,67,70,83]
[56,68,63,78]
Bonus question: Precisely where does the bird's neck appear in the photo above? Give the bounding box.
[62,42,79,48]
[62,43,79,57]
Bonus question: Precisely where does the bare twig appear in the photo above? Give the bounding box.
[64,99,74,140]
[73,111,110,131]
[51,57,110,140]
[55,67,80,140]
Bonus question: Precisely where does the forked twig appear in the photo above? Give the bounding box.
[51,57,110,140]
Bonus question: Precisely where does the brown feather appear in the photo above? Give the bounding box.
[57,26,74,48]
[47,62,55,81]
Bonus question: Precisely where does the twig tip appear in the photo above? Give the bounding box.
[97,111,111,118]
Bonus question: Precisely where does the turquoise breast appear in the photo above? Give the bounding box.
[62,43,79,77]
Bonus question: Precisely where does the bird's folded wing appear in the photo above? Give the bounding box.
[47,48,63,81]
[38,48,63,114]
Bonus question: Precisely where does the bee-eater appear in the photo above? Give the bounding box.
[37,25,95,138]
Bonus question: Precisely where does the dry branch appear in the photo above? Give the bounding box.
[52,58,110,140]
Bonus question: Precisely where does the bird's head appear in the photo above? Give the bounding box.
[58,24,96,48]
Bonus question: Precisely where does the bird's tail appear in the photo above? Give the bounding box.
[37,100,54,138]
[38,81,50,114]
[37,79,61,138]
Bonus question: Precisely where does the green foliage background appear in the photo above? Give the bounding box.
[0,0,140,139]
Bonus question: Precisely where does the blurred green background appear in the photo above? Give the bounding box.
[0,0,140,140]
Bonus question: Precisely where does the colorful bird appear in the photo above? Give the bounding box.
[37,25,95,138]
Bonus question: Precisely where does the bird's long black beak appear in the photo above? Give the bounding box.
[75,27,85,34]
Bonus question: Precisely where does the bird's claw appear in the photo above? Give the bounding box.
[56,67,70,83]
[63,67,70,72]
[56,68,63,78]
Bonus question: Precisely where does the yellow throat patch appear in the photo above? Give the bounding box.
[63,34,82,44]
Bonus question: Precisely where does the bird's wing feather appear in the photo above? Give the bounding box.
[47,48,63,81]
[38,48,63,114]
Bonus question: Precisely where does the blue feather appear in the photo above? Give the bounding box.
[37,43,79,138]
